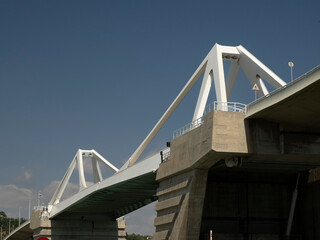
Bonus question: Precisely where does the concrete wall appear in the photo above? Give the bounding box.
[154,111,248,240]
[153,169,208,240]
[157,110,248,181]
[154,108,320,239]
[246,118,320,156]
[200,170,296,240]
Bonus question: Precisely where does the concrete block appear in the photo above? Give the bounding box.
[156,179,189,197]
[153,230,169,240]
[155,195,182,211]
[154,213,176,226]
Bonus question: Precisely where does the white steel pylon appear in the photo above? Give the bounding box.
[120,44,286,170]
[49,149,118,207]
[192,44,286,120]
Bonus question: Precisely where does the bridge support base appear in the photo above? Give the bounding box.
[30,209,126,240]
[153,169,208,240]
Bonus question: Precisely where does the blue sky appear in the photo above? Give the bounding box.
[0,0,319,235]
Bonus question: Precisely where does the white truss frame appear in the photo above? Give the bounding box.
[49,149,118,206]
[120,44,286,170]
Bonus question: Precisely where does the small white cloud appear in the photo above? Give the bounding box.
[24,170,32,181]
[15,168,33,183]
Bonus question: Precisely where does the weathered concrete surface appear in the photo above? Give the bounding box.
[154,111,249,240]
[156,110,248,181]
[30,210,126,240]
[154,169,208,240]
[154,72,320,240]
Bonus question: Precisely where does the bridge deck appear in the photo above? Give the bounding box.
[50,151,163,219]
[246,65,320,131]
[3,220,32,240]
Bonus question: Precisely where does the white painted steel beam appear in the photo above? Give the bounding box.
[238,45,286,91]
[49,149,119,208]
[256,76,269,96]
[49,155,77,205]
[92,158,103,183]
[193,66,213,121]
[193,44,241,120]
[212,45,228,106]
[92,150,119,172]
[77,150,87,190]
[120,43,286,170]
[120,54,209,170]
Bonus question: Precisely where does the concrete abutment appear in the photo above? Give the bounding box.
[154,110,320,239]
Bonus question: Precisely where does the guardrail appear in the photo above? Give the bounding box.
[173,117,203,139]
[204,101,247,114]
[160,150,171,163]
[173,101,247,139]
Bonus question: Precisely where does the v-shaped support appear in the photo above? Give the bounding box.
[49,149,118,206]
[193,44,286,120]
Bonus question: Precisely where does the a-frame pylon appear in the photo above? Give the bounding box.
[120,44,286,170]
[193,44,286,120]
[49,149,118,207]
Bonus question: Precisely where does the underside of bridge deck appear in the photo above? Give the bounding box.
[26,171,159,240]
[53,171,158,220]
[246,65,320,132]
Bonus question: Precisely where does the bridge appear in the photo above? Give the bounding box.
[5,44,320,240]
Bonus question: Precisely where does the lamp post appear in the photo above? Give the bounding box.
[288,61,294,82]
[18,207,21,226]
[28,194,31,219]
[8,217,10,235]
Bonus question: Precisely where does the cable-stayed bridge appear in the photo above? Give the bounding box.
[5,44,320,240]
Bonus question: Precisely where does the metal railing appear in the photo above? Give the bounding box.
[173,117,204,139]
[204,101,247,114]
[160,150,171,163]
[173,101,247,139]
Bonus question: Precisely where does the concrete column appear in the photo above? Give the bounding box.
[153,169,208,240]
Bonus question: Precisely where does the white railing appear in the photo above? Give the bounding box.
[204,101,247,114]
[173,117,204,139]
[173,101,247,139]
[160,151,171,163]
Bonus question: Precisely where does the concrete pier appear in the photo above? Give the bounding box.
[154,108,320,239]
[30,209,126,240]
